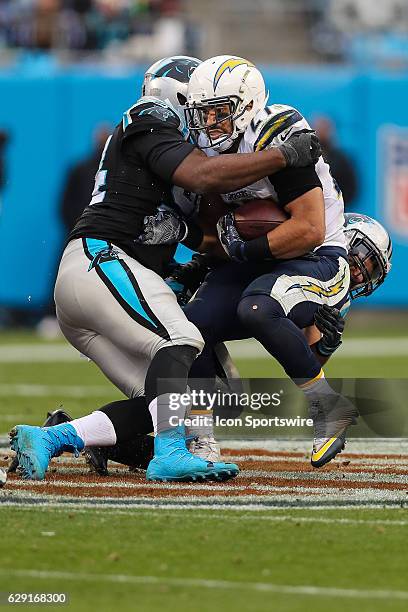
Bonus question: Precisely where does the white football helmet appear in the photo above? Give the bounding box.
[185,55,267,152]
[344,213,392,299]
[142,55,201,115]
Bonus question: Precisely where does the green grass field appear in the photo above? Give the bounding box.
[1,507,408,612]
[1,324,407,435]
[1,324,408,611]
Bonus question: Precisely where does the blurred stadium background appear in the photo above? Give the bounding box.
[2,8,408,610]
[0,0,407,358]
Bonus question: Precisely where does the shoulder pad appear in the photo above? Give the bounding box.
[247,105,310,152]
[122,97,181,136]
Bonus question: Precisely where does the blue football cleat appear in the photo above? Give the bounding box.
[9,423,84,480]
[146,426,239,482]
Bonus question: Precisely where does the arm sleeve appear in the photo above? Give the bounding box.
[268,166,322,207]
[126,127,195,182]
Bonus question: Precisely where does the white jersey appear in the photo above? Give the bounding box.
[202,104,347,250]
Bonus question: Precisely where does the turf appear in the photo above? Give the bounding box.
[0,326,407,435]
[1,357,407,435]
[0,507,407,612]
[1,329,408,611]
[0,360,120,435]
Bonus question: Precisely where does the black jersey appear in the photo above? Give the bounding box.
[69,98,195,276]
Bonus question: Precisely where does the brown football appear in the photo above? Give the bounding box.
[234,198,289,240]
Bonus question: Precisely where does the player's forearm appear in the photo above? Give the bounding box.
[173,148,286,194]
[198,149,288,193]
[266,217,324,259]
[266,187,325,258]
[310,343,330,366]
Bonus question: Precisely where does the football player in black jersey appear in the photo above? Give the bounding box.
[10,56,321,483]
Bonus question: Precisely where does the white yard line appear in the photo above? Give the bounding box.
[226,338,408,359]
[1,438,408,454]
[1,337,408,363]
[1,569,408,601]
[2,488,408,506]
[0,384,117,398]
[0,480,388,493]
[6,505,408,526]
[0,344,80,362]
[0,500,406,511]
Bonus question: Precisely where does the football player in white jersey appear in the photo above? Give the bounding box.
[32,211,390,476]
[138,55,361,467]
[9,55,321,482]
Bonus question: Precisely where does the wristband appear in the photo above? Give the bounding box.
[243,235,274,262]
[181,221,204,250]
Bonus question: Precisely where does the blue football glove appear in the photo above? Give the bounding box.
[216,212,247,261]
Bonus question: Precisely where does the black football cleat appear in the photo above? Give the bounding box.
[85,435,155,475]
[43,408,73,427]
[83,447,109,476]
[107,435,154,471]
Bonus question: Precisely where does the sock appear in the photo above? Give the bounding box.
[300,370,337,402]
[185,407,214,438]
[149,393,188,435]
[99,396,153,443]
[70,411,117,447]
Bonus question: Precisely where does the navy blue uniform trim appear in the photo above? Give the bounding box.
[82,238,170,340]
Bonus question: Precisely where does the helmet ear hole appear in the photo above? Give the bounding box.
[177,93,187,105]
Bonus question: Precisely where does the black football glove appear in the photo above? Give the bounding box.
[137,207,188,245]
[165,254,212,305]
[314,304,345,357]
[217,212,247,261]
[278,131,321,167]
[217,212,273,262]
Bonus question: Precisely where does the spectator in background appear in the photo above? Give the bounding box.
[0,0,187,55]
[313,115,359,208]
[36,123,112,337]
[60,123,111,233]
[33,0,60,49]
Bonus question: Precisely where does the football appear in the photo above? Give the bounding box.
[234,198,289,240]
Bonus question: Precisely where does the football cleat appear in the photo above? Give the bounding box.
[189,434,221,462]
[43,408,73,427]
[146,426,238,482]
[108,435,154,471]
[84,447,109,476]
[84,435,155,475]
[9,423,84,480]
[8,408,73,473]
[310,393,358,468]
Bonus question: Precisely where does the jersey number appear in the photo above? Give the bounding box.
[90,135,112,206]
